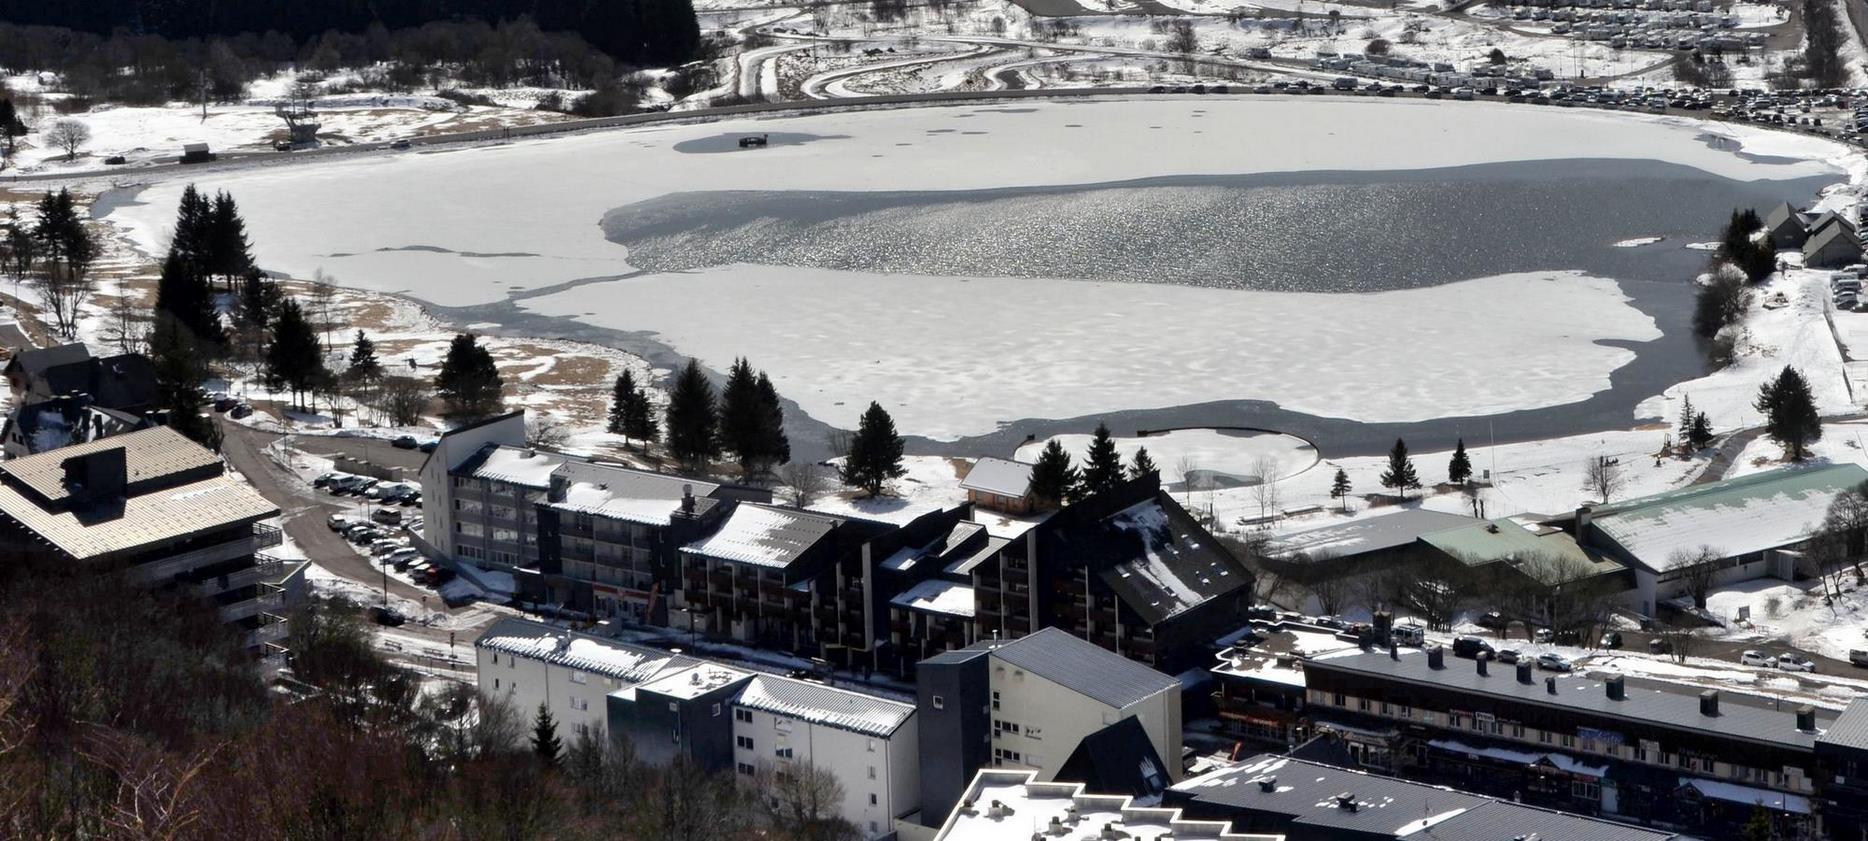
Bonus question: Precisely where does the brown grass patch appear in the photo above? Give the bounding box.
[531,355,609,387]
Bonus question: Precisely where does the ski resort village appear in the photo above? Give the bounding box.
[30,0,1868,839]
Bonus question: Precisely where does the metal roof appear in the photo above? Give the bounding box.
[959,457,1033,499]
[1819,698,1868,753]
[1588,463,1868,571]
[1094,497,1250,625]
[1307,649,1834,752]
[475,617,698,683]
[1173,754,1676,841]
[1275,509,1474,559]
[457,444,570,489]
[971,627,1177,709]
[682,503,839,568]
[0,474,277,560]
[733,674,915,737]
[547,460,719,526]
[2,426,221,503]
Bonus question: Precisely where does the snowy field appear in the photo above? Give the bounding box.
[97,97,1848,440]
[1015,428,1321,485]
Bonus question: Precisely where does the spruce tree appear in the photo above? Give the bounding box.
[607,371,635,436]
[531,702,563,768]
[1330,467,1353,512]
[1754,365,1823,461]
[664,359,720,470]
[1080,421,1125,496]
[1676,394,1697,448]
[1027,439,1079,509]
[1380,438,1422,499]
[435,333,504,417]
[150,314,217,449]
[265,298,325,409]
[1689,411,1715,451]
[719,357,763,474]
[624,375,658,445]
[1447,438,1472,486]
[171,184,213,267]
[346,330,381,382]
[1128,446,1159,480]
[208,190,254,289]
[154,247,224,346]
[840,402,905,497]
[753,371,790,470]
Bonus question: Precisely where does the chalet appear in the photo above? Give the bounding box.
[1,395,152,459]
[1804,217,1864,268]
[959,457,1036,514]
[1765,201,1812,248]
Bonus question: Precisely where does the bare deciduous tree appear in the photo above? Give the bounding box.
[102,287,148,354]
[45,119,90,161]
[378,376,433,427]
[1583,453,1625,503]
[1251,455,1282,522]
[1175,455,1202,506]
[307,269,340,352]
[1668,545,1724,610]
[780,461,832,509]
[754,761,861,841]
[527,414,571,449]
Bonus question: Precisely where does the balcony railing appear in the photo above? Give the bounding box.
[252,522,282,550]
[218,585,286,623]
[245,614,289,648]
[128,533,269,585]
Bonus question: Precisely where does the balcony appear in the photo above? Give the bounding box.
[245,614,289,648]
[219,584,286,623]
[128,531,273,585]
[252,523,282,550]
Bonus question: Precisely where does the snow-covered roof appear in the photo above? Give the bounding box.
[682,503,838,568]
[637,663,752,700]
[935,770,1266,841]
[1275,509,1475,559]
[1097,498,1248,624]
[475,618,695,684]
[460,444,569,489]
[959,457,1033,499]
[1428,738,1609,777]
[890,578,976,618]
[733,674,914,738]
[1588,463,1868,571]
[546,460,720,526]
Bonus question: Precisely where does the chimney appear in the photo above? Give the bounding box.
[680,484,696,515]
[1546,676,1557,695]
[1257,776,1277,793]
[1700,689,1720,717]
[1575,504,1594,533]
[61,446,128,505]
[1606,674,1625,701]
[1798,705,1817,732]
[1335,793,1358,812]
[1427,646,1445,670]
[1476,657,1488,677]
[1389,642,1399,661]
[1516,661,1534,684]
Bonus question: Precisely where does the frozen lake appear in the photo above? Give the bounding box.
[95,97,1853,454]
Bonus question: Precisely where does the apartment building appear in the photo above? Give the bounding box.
[929,769,1279,841]
[474,617,700,745]
[0,427,286,663]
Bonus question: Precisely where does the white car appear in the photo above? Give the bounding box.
[1776,654,1817,673]
[1739,650,1774,668]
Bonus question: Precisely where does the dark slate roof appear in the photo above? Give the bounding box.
[1307,649,1833,751]
[1764,201,1808,234]
[1172,754,1675,841]
[968,626,1177,709]
[1805,216,1864,260]
[2,343,90,378]
[1045,491,1249,626]
[1819,698,1868,753]
[1056,716,1172,800]
[1275,509,1474,559]
[35,353,156,410]
[4,397,150,454]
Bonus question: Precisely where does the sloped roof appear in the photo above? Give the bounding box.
[1588,463,1868,570]
[959,457,1033,498]
[1,426,221,504]
[475,617,697,683]
[1819,698,1868,753]
[2,342,90,378]
[457,444,569,489]
[1805,218,1863,260]
[547,460,719,526]
[973,626,1177,709]
[1275,509,1474,559]
[1056,716,1172,800]
[682,503,839,568]
[890,577,976,617]
[39,353,155,410]
[1092,496,1251,625]
[734,674,915,737]
[0,474,276,560]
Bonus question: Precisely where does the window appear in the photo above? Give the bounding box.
[712,703,722,717]
[575,723,589,737]
[994,720,1020,735]
[931,695,945,710]
[868,766,877,780]
[1562,735,1575,749]
[776,746,794,759]
[738,762,755,776]
[993,748,1022,765]
[1357,698,1370,712]
[570,671,587,685]
[1332,692,1346,707]
[869,794,878,806]
[991,690,1001,711]
[569,697,588,712]
[1026,726,1042,740]
[736,709,754,723]
[494,678,501,690]
[1396,705,1411,719]
[737,736,755,750]
[866,739,876,752]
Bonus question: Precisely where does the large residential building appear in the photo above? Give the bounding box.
[970,475,1254,672]
[1167,754,1678,841]
[1300,646,1827,837]
[3,344,155,411]
[916,627,1184,829]
[676,502,892,648]
[929,769,1280,841]
[1818,698,1868,841]
[0,427,287,663]
[475,617,703,745]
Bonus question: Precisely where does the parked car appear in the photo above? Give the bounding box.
[314,472,342,488]
[1452,636,1495,659]
[1537,653,1574,672]
[372,508,404,526]
[1600,631,1623,650]
[212,397,240,413]
[1777,653,1817,673]
[385,547,421,566]
[1533,628,1554,643]
[1851,649,1868,668]
[369,539,403,557]
[229,403,253,419]
[369,606,406,626]
[1739,650,1774,667]
[1391,623,1426,646]
[1649,637,1674,655]
[418,440,440,453]
[1495,648,1521,664]
[390,139,412,150]
[345,525,383,544]
[1477,611,1508,630]
[392,435,420,449]
[394,554,423,572]
[326,514,353,531]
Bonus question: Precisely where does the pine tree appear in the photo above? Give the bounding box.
[607,371,635,436]
[1128,446,1158,480]
[840,402,905,497]
[1080,422,1125,496]
[531,702,563,768]
[266,298,325,409]
[236,272,279,331]
[1380,438,1422,499]
[0,99,24,164]
[665,359,719,470]
[624,375,658,445]
[1447,438,1472,486]
[1330,467,1353,512]
[1027,439,1080,509]
[150,314,218,449]
[1676,393,1697,447]
[753,371,790,470]
[208,190,254,289]
[435,333,503,417]
[171,184,213,267]
[719,357,763,474]
[154,247,224,346]
[1689,411,1715,450]
[346,330,381,382]
[1754,365,1823,461]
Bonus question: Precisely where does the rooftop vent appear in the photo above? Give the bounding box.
[1100,823,1129,841]
[1516,661,1534,684]
[1335,793,1358,812]
[1700,689,1720,717]
[1798,705,1817,732]
[1486,523,1500,534]
[1546,676,1557,695]
[1606,674,1625,701]
[1389,643,1399,661]
[1257,776,1277,793]
[988,800,1012,819]
[1476,657,1488,677]
[1427,646,1445,670]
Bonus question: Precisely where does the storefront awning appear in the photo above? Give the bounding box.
[1678,778,1812,815]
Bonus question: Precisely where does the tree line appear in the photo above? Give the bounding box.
[0,0,701,68]
[0,189,96,339]
[1026,422,1161,509]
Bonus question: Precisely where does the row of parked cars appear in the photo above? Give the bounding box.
[326,513,454,588]
[314,472,423,507]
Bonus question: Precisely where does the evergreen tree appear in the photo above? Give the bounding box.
[150,314,218,449]
[1379,438,1422,499]
[1027,439,1079,509]
[0,99,25,164]
[170,184,213,267]
[1080,421,1125,496]
[607,371,635,436]
[1676,393,1697,447]
[1128,446,1158,480]
[1741,805,1773,841]
[1330,467,1353,512]
[434,333,503,417]
[839,402,905,497]
[664,359,719,470]
[154,247,224,346]
[624,373,658,445]
[1447,438,1472,486]
[265,298,324,409]
[753,372,790,470]
[207,190,254,289]
[236,272,280,332]
[719,357,763,474]
[1689,411,1715,450]
[531,702,563,768]
[1754,365,1823,461]
[346,330,381,382]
